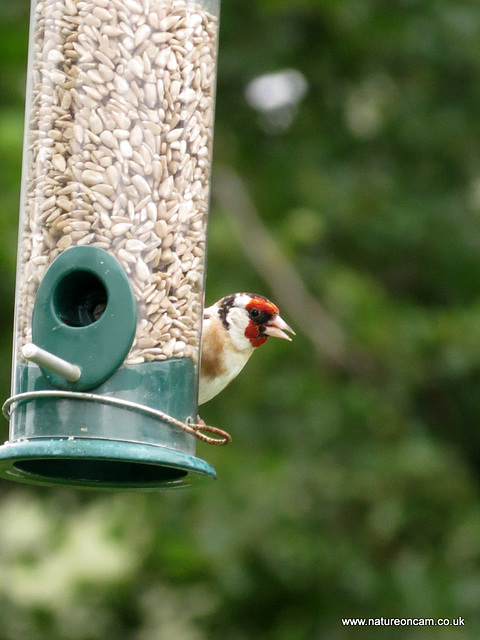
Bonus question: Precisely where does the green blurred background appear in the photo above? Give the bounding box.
[2,0,480,638]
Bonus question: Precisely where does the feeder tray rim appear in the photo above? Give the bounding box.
[0,436,217,490]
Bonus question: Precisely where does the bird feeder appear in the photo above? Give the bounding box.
[0,0,225,489]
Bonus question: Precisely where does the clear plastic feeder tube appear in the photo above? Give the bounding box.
[10,0,220,448]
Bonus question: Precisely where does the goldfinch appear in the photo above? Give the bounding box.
[199,293,295,405]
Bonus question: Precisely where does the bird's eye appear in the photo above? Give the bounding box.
[248,308,271,324]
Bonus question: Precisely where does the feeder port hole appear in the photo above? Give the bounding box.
[54,269,108,327]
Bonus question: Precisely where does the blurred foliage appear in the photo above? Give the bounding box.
[2,0,480,638]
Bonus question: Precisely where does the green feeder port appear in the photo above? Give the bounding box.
[31,246,137,391]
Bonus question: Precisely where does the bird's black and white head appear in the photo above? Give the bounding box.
[212,293,295,351]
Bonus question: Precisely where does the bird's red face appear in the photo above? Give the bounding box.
[245,296,294,347]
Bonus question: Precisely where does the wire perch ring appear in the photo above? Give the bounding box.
[2,391,232,446]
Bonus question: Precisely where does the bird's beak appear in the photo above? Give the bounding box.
[263,315,296,341]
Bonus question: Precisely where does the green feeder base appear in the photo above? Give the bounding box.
[1,358,218,490]
[0,437,216,490]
